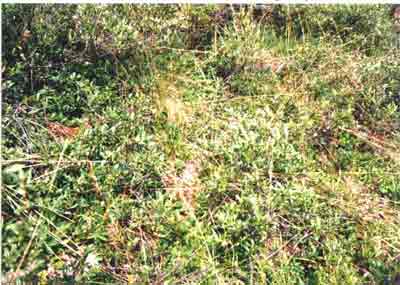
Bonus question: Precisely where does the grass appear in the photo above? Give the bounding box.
[2,4,400,284]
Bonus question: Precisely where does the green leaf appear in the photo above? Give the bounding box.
[4,163,25,174]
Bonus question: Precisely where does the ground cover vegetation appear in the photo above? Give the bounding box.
[2,4,400,284]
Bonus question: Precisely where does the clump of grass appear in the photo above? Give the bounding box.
[154,77,189,126]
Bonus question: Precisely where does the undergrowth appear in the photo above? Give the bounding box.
[2,4,400,284]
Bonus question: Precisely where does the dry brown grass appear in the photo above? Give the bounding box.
[162,160,202,212]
